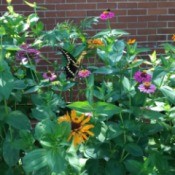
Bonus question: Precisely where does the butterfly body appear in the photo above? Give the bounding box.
[58,47,79,78]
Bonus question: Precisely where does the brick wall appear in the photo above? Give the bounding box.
[1,0,175,48]
[1,0,175,54]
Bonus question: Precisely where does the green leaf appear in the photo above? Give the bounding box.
[94,102,122,120]
[0,106,10,121]
[94,29,128,38]
[122,76,131,92]
[0,26,6,35]
[106,122,123,140]
[105,161,125,175]
[3,140,19,166]
[35,119,70,147]
[0,60,14,101]
[149,50,157,63]
[67,101,93,112]
[137,108,165,120]
[27,13,39,26]
[47,149,66,174]
[23,149,48,173]
[160,86,175,104]
[23,148,67,174]
[124,159,142,174]
[13,80,27,90]
[6,111,31,130]
[125,143,143,157]
[31,107,52,120]
[93,66,117,74]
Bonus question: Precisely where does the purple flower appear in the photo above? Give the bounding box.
[134,71,152,83]
[16,44,41,64]
[78,69,91,78]
[138,82,156,94]
[43,71,57,81]
[100,10,115,20]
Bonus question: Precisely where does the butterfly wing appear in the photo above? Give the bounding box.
[58,48,79,78]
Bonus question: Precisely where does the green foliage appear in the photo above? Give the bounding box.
[0,1,175,175]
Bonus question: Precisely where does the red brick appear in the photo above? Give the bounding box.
[118,3,137,9]
[128,9,147,16]
[127,22,147,29]
[118,16,138,23]
[148,21,167,28]
[158,15,175,21]
[157,28,175,35]
[97,3,117,10]
[56,4,76,10]
[168,9,175,14]
[137,29,157,35]
[158,2,175,8]
[137,2,157,8]
[76,3,96,10]
[148,9,167,15]
[168,22,175,27]
[138,16,157,22]
[66,11,86,18]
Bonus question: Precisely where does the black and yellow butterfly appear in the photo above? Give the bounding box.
[58,47,86,79]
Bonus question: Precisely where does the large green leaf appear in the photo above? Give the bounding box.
[3,140,20,166]
[67,101,93,112]
[6,111,31,130]
[22,149,49,173]
[23,148,67,174]
[160,86,175,104]
[94,102,122,120]
[105,161,125,175]
[125,143,143,157]
[35,119,70,147]
[0,60,14,101]
[124,159,142,174]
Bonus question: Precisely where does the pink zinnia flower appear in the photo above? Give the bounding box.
[138,82,156,94]
[134,71,152,83]
[43,71,57,81]
[78,69,91,78]
[100,9,115,20]
[16,44,41,64]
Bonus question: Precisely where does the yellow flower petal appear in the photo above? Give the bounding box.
[81,124,94,132]
[81,116,90,125]
[127,39,136,44]
[58,113,71,123]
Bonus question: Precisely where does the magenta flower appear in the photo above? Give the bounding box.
[134,71,152,83]
[43,71,57,81]
[100,10,115,20]
[16,44,41,64]
[78,69,91,78]
[138,82,156,94]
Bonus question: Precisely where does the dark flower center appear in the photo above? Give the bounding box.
[141,72,147,78]
[71,121,81,131]
[143,82,151,89]
[46,72,52,77]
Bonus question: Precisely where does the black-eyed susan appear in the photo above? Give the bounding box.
[172,34,175,41]
[87,38,104,49]
[58,110,94,146]
[127,38,136,45]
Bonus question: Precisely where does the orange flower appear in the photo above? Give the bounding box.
[172,34,175,41]
[127,39,136,45]
[58,110,94,146]
[87,38,104,48]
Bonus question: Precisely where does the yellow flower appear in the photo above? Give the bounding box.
[87,38,104,48]
[172,34,175,41]
[127,39,136,45]
[58,110,94,146]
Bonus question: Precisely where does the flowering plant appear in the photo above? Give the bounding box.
[1,1,175,175]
